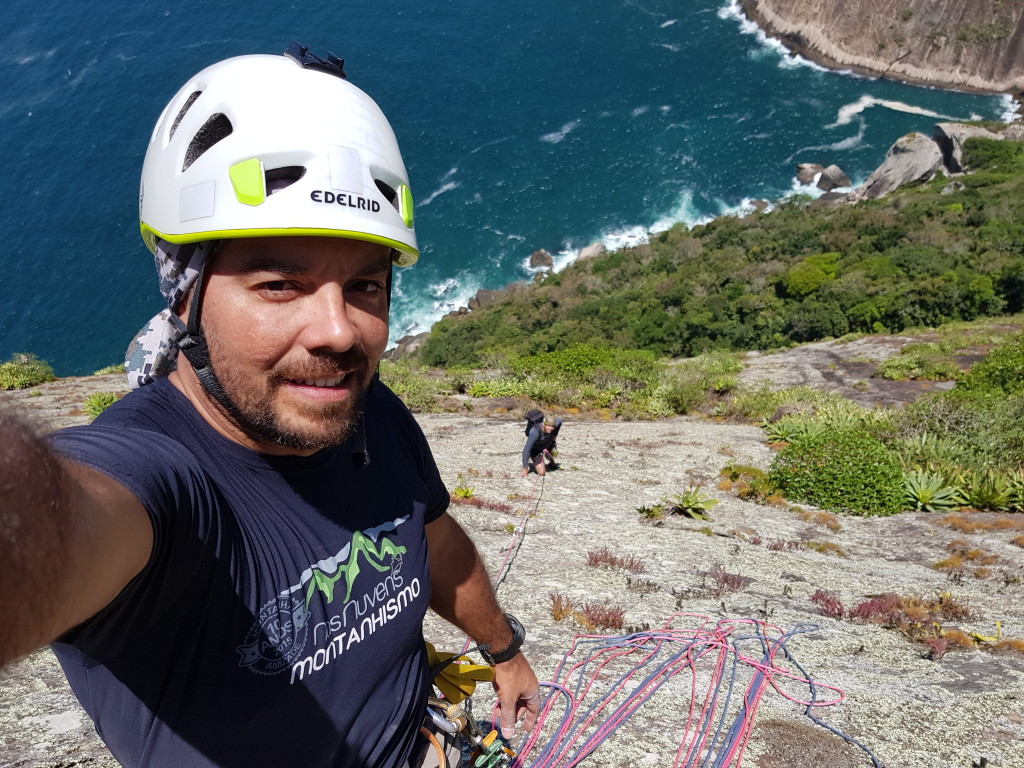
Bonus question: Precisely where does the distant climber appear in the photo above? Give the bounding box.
[521,410,562,476]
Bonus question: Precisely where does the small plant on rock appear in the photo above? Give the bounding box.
[663,487,719,520]
[83,392,120,420]
[575,601,626,632]
[451,475,475,500]
[903,469,963,512]
[810,589,845,619]
[549,592,577,622]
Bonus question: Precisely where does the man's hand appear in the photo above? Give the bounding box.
[520,467,529,477]
[492,653,541,740]
[425,513,542,739]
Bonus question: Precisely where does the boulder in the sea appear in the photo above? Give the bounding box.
[817,164,851,191]
[796,163,824,185]
[529,249,553,269]
[854,132,943,200]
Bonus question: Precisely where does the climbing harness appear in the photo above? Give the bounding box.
[425,643,516,768]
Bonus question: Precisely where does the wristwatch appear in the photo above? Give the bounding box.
[479,613,526,665]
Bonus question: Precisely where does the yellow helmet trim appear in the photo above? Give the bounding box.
[140,223,419,267]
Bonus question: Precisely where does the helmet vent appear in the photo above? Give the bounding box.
[266,165,307,194]
[182,113,233,172]
[169,91,202,140]
[374,179,398,211]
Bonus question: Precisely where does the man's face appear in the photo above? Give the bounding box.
[185,235,391,455]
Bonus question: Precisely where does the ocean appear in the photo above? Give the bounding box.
[0,0,1013,376]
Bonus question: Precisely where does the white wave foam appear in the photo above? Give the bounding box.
[388,271,485,346]
[541,120,580,144]
[15,49,57,65]
[419,180,460,207]
[720,0,834,72]
[632,105,651,117]
[661,19,678,28]
[829,94,965,128]
[484,225,526,243]
[999,94,1021,122]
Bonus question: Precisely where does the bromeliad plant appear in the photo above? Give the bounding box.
[666,487,719,519]
[903,469,963,513]
[638,487,719,522]
[960,468,1018,512]
[83,391,121,420]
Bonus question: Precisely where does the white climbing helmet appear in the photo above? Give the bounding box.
[139,45,418,266]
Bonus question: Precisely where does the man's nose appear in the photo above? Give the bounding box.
[300,286,358,353]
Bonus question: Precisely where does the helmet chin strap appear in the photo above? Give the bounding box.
[174,243,250,426]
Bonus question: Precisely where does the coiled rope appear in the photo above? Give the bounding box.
[493,614,883,768]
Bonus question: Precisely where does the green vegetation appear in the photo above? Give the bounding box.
[83,392,121,420]
[411,137,1024,369]
[749,328,1024,515]
[768,428,905,517]
[638,487,719,521]
[0,353,56,390]
[956,331,1024,394]
[875,342,961,381]
[381,344,743,418]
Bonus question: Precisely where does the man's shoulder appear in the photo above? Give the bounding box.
[51,379,199,465]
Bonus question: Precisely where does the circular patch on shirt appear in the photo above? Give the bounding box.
[236,595,310,675]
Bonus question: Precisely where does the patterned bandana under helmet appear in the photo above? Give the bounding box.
[124,240,215,390]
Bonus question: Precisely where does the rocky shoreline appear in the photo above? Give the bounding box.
[740,0,1024,98]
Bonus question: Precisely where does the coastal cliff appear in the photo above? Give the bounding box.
[741,0,1024,96]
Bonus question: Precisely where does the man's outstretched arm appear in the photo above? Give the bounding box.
[0,411,153,667]
[425,512,541,739]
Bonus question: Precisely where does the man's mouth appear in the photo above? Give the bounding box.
[296,375,346,388]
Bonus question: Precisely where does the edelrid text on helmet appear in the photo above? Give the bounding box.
[139,49,418,266]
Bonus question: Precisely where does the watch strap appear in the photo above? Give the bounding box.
[479,613,525,665]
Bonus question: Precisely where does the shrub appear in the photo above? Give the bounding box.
[660,352,742,414]
[957,331,1024,395]
[0,353,55,390]
[769,428,904,516]
[875,351,961,382]
[377,360,445,412]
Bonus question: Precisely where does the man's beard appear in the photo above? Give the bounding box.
[202,340,373,452]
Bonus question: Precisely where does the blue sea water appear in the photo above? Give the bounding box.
[0,0,1013,375]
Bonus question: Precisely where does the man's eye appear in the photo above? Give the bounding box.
[350,280,385,294]
[261,281,292,292]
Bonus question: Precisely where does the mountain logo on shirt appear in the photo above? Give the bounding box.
[303,530,407,608]
[236,515,413,676]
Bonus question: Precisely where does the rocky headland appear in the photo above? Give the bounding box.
[740,0,1024,97]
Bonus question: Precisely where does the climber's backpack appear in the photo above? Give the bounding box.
[524,409,544,436]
